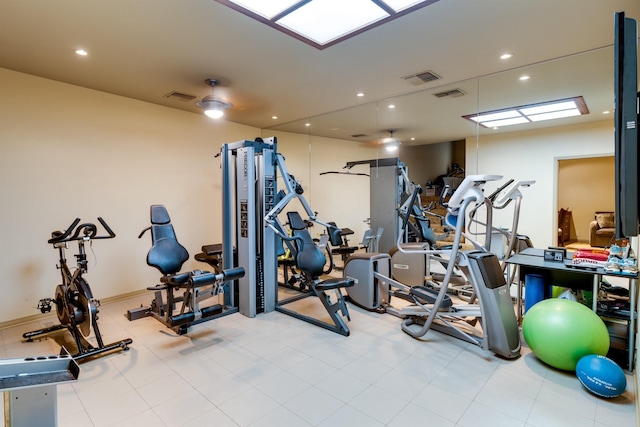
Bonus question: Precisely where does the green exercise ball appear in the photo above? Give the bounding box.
[522,298,610,371]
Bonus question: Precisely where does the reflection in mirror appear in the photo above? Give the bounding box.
[266,46,619,252]
[471,47,615,248]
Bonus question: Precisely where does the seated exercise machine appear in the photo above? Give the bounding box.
[360,226,384,253]
[264,163,355,336]
[23,218,132,361]
[126,205,244,335]
[273,211,355,336]
[278,217,335,292]
[344,175,522,359]
[325,222,360,269]
[221,137,353,335]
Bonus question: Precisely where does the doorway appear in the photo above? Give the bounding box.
[557,156,615,247]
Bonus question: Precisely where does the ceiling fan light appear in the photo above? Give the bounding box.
[204,108,225,119]
[197,96,232,119]
[385,141,399,152]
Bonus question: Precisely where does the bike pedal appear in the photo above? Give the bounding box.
[37,298,53,313]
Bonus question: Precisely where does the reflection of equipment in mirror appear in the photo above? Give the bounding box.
[322,158,409,254]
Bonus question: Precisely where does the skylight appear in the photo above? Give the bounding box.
[216,0,439,49]
[462,96,589,129]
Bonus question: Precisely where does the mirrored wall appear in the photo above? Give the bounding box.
[263,46,618,249]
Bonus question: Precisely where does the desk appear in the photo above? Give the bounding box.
[506,248,637,371]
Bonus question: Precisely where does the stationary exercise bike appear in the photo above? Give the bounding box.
[23,218,133,361]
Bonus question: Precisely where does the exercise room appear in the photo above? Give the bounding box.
[0,1,639,426]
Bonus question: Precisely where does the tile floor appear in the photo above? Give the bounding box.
[0,291,636,427]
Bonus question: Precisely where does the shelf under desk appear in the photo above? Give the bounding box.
[505,247,637,371]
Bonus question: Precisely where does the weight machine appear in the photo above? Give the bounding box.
[127,205,244,335]
[332,158,410,254]
[23,218,132,361]
[221,138,354,335]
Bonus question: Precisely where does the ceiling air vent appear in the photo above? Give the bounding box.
[402,70,441,86]
[433,88,467,98]
[351,133,368,138]
[163,91,197,102]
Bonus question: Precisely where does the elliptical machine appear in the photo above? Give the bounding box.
[23,218,133,361]
[344,175,522,359]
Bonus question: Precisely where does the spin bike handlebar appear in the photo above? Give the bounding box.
[48,217,116,244]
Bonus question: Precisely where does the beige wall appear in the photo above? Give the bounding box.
[0,68,379,323]
[465,120,614,248]
[400,140,465,190]
[558,156,615,242]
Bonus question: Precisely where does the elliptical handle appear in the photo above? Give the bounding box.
[439,185,451,207]
[487,178,514,202]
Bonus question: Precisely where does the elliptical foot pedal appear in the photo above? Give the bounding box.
[410,286,453,309]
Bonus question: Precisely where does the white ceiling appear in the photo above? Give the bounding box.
[1,0,638,146]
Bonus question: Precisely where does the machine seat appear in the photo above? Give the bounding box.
[145,205,189,276]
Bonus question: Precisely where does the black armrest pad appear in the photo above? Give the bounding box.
[315,277,355,291]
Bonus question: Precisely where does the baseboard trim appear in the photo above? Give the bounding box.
[0,289,149,331]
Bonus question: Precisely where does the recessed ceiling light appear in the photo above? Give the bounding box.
[603,110,611,114]
[357,92,364,97]
[75,49,88,56]
[462,96,589,128]
[305,123,311,127]
[388,104,396,109]
[500,53,513,60]
[519,75,530,81]
[272,116,278,120]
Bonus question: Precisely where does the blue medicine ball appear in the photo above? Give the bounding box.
[576,354,627,398]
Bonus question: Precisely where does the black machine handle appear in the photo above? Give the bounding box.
[48,217,116,244]
[439,185,451,208]
[138,226,151,239]
[222,267,245,281]
[188,267,246,288]
[486,178,514,202]
[401,185,423,234]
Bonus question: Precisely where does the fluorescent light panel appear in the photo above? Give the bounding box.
[463,96,589,128]
[277,0,389,45]
[227,0,299,18]
[218,0,439,49]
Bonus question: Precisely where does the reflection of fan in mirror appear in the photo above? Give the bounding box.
[383,130,400,152]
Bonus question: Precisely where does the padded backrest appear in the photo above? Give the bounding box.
[326,222,345,247]
[146,205,189,275]
[288,212,325,278]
